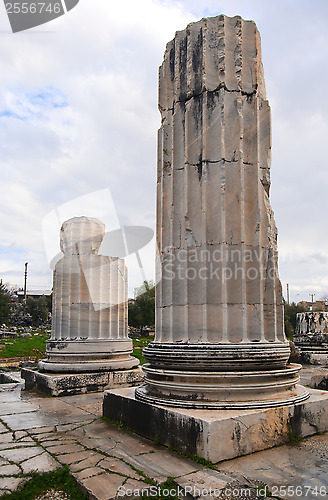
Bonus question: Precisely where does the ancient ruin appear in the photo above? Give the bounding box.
[294,312,328,365]
[22,216,142,395]
[135,14,307,408]
[104,15,328,461]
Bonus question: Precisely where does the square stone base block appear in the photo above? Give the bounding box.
[21,368,144,397]
[103,387,328,463]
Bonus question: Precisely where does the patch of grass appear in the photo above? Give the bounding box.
[167,445,215,469]
[155,477,179,500]
[288,425,302,443]
[132,336,151,365]
[0,466,88,500]
[132,348,147,365]
[117,420,125,429]
[132,336,151,348]
[0,331,49,359]
[154,435,162,445]
[102,416,133,433]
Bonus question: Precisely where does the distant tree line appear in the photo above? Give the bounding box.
[0,281,52,328]
[284,301,306,340]
[128,281,155,328]
[0,277,317,337]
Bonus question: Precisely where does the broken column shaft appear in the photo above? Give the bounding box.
[136,15,308,408]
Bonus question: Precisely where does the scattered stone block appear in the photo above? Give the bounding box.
[310,370,328,390]
[22,367,143,397]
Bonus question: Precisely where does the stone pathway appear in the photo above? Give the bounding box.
[0,368,327,499]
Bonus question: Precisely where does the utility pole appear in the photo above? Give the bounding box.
[286,283,290,305]
[309,293,315,311]
[24,262,28,301]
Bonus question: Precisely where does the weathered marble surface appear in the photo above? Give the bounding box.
[136,15,305,407]
[155,14,282,347]
[105,387,328,463]
[38,216,139,373]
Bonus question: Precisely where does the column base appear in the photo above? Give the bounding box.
[39,339,139,373]
[103,386,328,463]
[21,367,144,397]
[135,363,309,409]
[143,342,291,370]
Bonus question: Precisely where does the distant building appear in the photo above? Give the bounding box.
[298,300,328,312]
[17,289,52,304]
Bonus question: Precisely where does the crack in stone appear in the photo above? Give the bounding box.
[159,82,259,114]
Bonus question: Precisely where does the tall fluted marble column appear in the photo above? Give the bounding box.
[136,15,308,407]
[39,216,139,373]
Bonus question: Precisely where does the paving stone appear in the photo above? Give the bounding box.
[69,454,103,472]
[45,443,85,455]
[81,472,125,500]
[84,422,158,456]
[0,392,21,404]
[1,409,93,431]
[97,457,141,480]
[1,412,58,431]
[29,426,57,435]
[76,435,117,455]
[125,450,200,477]
[12,431,29,440]
[0,476,26,492]
[79,403,102,416]
[0,464,21,475]
[57,451,97,465]
[20,451,59,474]
[56,421,95,433]
[17,436,35,443]
[0,445,44,463]
[107,453,169,484]
[0,401,39,415]
[110,433,161,457]
[119,479,155,498]
[73,420,114,439]
[0,432,15,444]
[0,422,8,433]
[36,433,66,442]
[59,393,104,406]
[0,439,36,451]
[174,469,236,495]
[40,439,76,447]
[107,449,200,483]
[72,466,104,481]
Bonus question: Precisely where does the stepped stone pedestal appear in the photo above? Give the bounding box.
[103,14,328,459]
[294,312,328,365]
[22,217,143,396]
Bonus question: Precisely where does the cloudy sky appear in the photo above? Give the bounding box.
[0,0,327,302]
